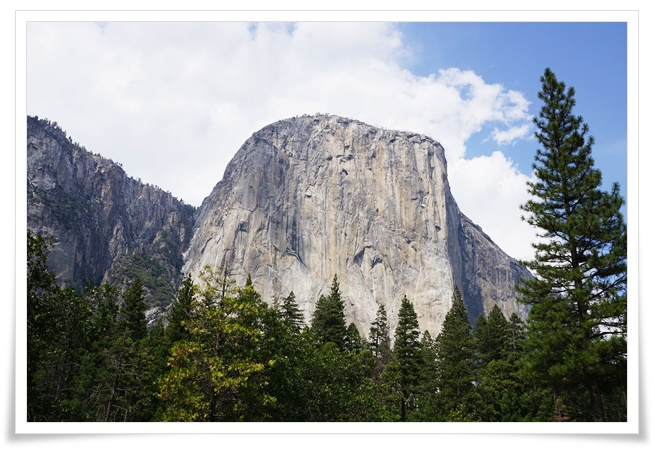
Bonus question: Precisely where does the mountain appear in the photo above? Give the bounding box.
[26,114,530,335]
[183,114,530,336]
[27,116,196,321]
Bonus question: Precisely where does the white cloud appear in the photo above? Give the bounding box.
[491,123,533,145]
[449,152,537,261]
[26,21,536,260]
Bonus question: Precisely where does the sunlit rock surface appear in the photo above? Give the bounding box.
[183,114,530,336]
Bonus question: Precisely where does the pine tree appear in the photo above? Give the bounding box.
[280,291,304,331]
[27,231,57,420]
[368,304,392,379]
[311,275,348,350]
[472,306,528,421]
[344,323,362,352]
[392,295,421,421]
[122,278,147,341]
[479,305,510,364]
[434,286,476,421]
[413,330,439,421]
[518,68,627,422]
[165,274,196,345]
[27,231,96,421]
[156,266,274,421]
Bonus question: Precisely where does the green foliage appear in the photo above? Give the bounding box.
[310,275,348,350]
[391,295,421,421]
[164,274,196,345]
[122,278,148,341]
[291,335,377,421]
[411,331,439,421]
[369,303,392,380]
[27,231,94,421]
[472,307,533,421]
[518,68,627,422]
[434,287,476,420]
[156,266,275,421]
[475,305,510,364]
[345,323,365,352]
[279,291,304,331]
[257,303,307,421]
[110,252,177,309]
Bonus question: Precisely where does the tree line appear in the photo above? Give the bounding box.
[26,231,625,422]
[26,67,627,422]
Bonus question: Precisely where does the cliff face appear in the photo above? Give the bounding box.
[26,114,530,333]
[26,116,196,320]
[183,114,530,336]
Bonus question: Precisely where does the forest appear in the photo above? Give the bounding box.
[26,68,627,422]
[26,232,626,422]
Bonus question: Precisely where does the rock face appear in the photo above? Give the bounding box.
[27,116,196,320]
[183,114,530,336]
[27,114,530,334]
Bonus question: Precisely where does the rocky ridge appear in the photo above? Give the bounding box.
[183,114,530,336]
[27,116,196,320]
[27,114,530,333]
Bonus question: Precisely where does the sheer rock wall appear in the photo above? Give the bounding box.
[183,115,530,336]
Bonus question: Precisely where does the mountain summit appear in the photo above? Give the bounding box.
[27,114,529,334]
[183,114,530,335]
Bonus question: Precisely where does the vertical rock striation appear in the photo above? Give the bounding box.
[183,114,530,336]
[27,116,196,320]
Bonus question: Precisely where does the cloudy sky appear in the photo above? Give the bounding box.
[25,15,630,262]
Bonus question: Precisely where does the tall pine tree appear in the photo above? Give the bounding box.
[434,286,476,421]
[165,274,196,345]
[392,295,421,421]
[311,275,348,350]
[518,68,627,422]
[122,278,147,341]
[280,291,304,332]
[369,304,392,380]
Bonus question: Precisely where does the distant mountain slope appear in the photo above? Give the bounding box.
[27,116,196,321]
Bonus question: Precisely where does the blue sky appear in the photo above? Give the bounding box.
[399,22,628,197]
[24,17,632,261]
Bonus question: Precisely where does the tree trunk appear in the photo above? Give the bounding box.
[589,377,605,421]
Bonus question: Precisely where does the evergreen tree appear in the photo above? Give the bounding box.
[258,299,307,421]
[392,295,421,421]
[78,283,121,421]
[122,278,147,341]
[156,266,274,421]
[472,306,527,422]
[368,304,392,380]
[412,330,439,421]
[165,274,196,344]
[295,336,377,421]
[479,305,510,364]
[280,291,304,331]
[27,231,95,421]
[91,278,155,421]
[518,68,627,421]
[311,275,348,350]
[345,323,365,352]
[27,231,57,420]
[434,286,476,421]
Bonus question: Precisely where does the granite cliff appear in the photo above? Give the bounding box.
[27,114,530,334]
[183,114,530,336]
[27,116,196,320]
